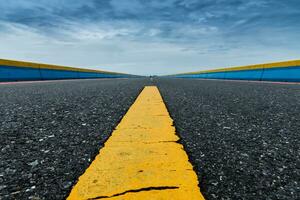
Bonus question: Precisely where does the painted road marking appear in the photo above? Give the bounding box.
[67,86,204,200]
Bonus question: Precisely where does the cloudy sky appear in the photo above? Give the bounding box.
[0,0,299,75]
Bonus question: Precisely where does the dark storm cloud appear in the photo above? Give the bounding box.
[0,0,299,74]
[1,0,300,41]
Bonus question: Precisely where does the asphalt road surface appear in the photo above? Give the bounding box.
[1,78,300,200]
[0,79,150,199]
[156,78,300,200]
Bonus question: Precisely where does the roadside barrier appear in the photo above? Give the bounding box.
[0,59,133,81]
[172,60,300,82]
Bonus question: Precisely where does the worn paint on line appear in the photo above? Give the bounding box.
[67,86,205,200]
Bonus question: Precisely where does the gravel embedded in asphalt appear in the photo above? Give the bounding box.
[0,79,149,200]
[156,78,300,200]
[1,78,300,200]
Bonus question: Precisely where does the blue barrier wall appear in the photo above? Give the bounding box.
[0,59,133,82]
[224,69,263,80]
[261,66,300,82]
[40,69,79,80]
[172,60,300,82]
[0,66,41,81]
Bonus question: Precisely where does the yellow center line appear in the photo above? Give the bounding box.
[67,86,205,200]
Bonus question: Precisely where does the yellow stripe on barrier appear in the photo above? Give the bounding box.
[0,58,122,75]
[0,59,40,69]
[67,86,205,200]
[176,60,300,75]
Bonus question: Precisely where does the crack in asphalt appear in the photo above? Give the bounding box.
[87,186,180,199]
